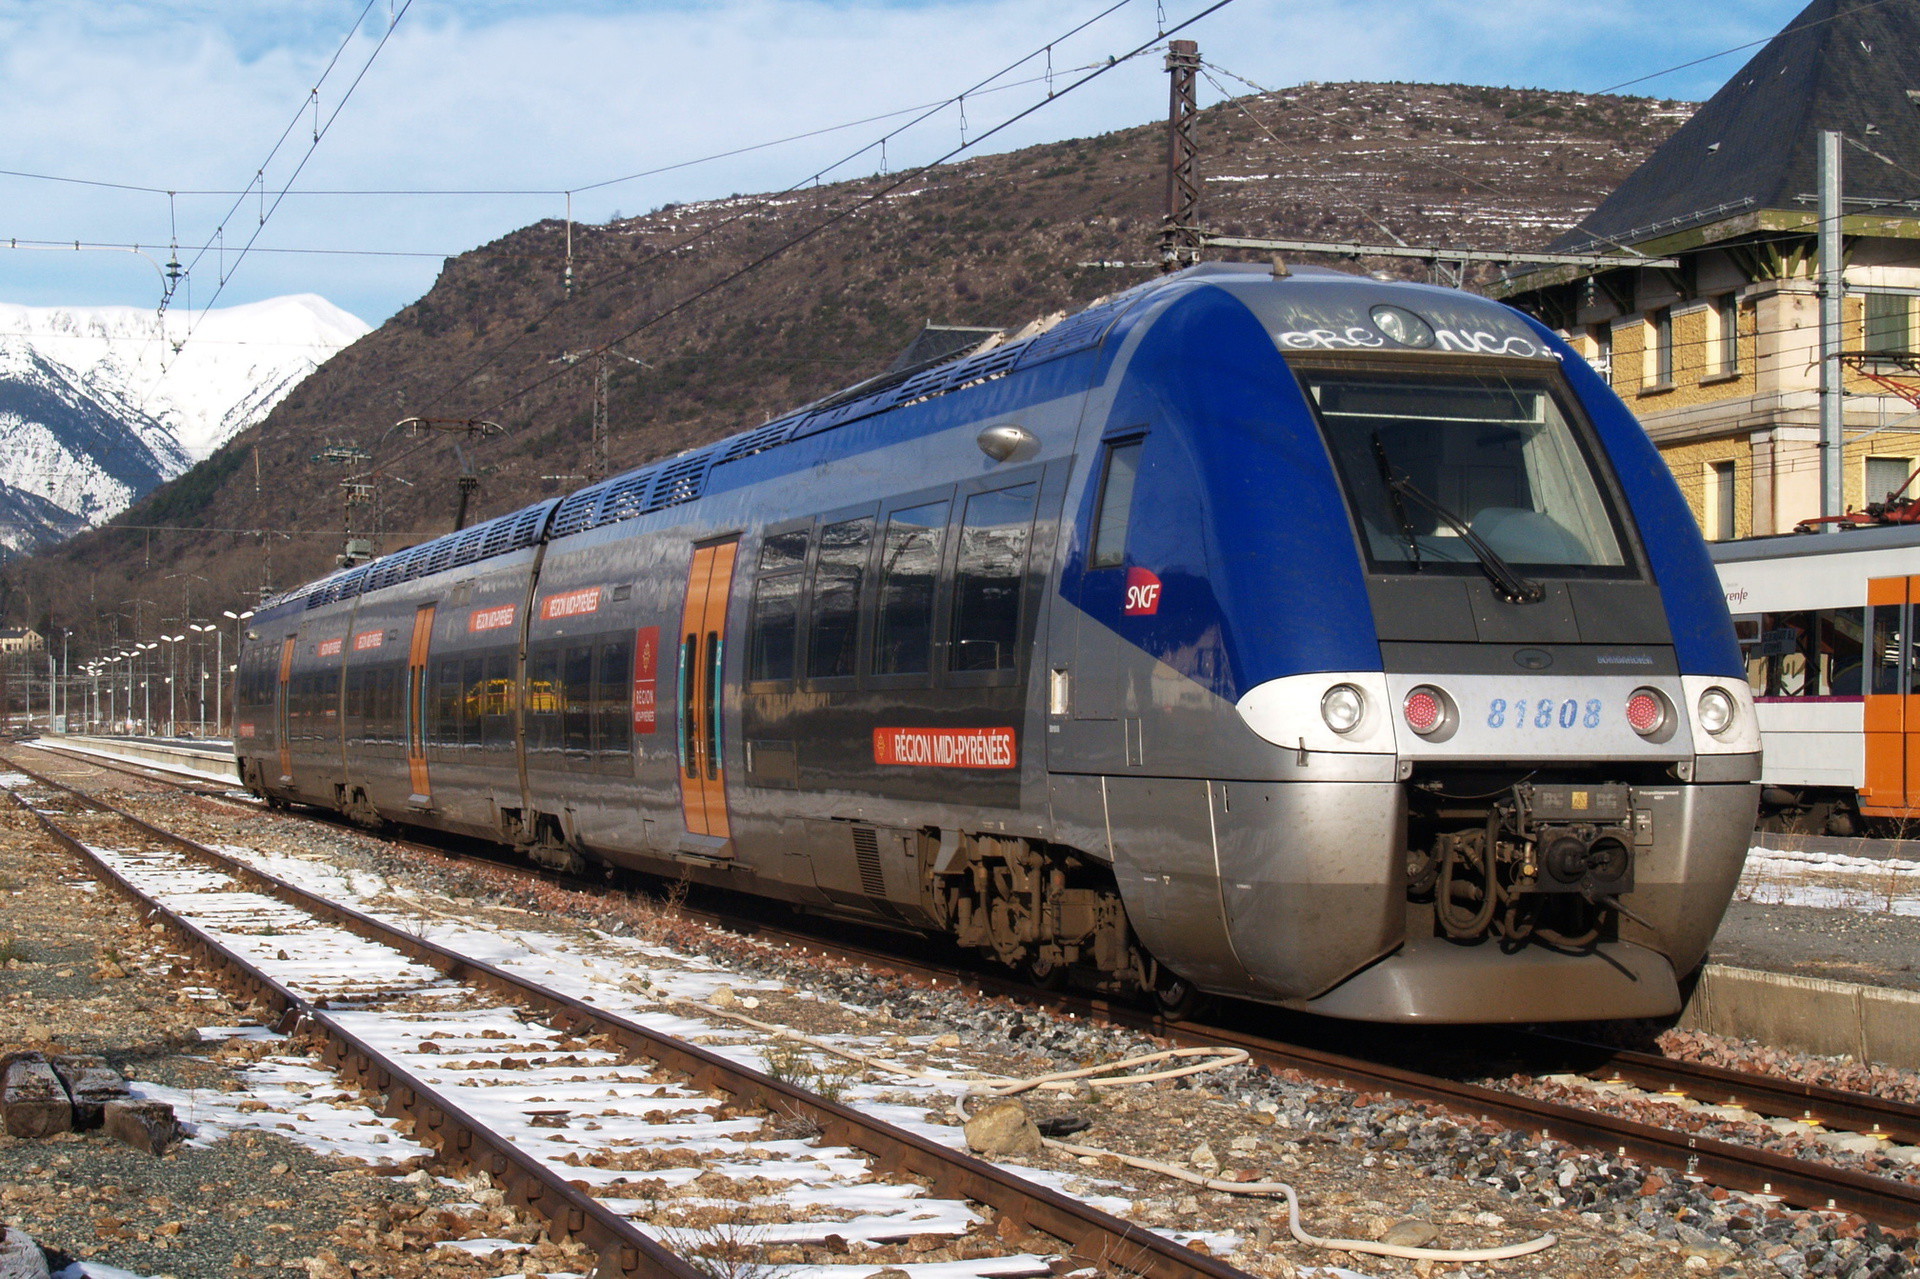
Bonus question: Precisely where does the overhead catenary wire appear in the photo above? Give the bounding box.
[441,0,1920,425]
[454,0,1243,422]
[0,59,1112,204]
[19,0,1915,563]
[405,0,1153,416]
[168,0,416,351]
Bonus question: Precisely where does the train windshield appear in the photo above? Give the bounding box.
[1297,366,1632,576]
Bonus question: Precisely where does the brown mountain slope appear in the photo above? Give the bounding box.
[17,80,1690,646]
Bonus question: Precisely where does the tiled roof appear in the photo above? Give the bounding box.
[1553,0,1920,252]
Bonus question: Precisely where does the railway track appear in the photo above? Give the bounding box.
[3,760,1258,1279]
[24,746,1920,1232]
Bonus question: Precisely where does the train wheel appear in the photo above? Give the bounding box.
[1025,953,1070,992]
[1154,969,1203,1021]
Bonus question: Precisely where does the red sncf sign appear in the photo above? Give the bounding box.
[1123,566,1162,616]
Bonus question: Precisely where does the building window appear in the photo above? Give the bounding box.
[1586,324,1612,381]
[1866,455,1914,507]
[1705,460,1737,540]
[1866,293,1911,357]
[1709,294,1739,375]
[1645,309,1674,387]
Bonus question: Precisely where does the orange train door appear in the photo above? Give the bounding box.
[276,636,297,784]
[406,605,435,807]
[677,540,739,840]
[1862,576,1917,818]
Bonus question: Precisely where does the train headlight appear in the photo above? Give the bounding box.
[1696,686,1736,736]
[1403,685,1447,736]
[1625,687,1669,737]
[1321,684,1366,734]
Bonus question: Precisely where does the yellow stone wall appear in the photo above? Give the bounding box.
[1611,316,1645,394]
[1660,436,1751,540]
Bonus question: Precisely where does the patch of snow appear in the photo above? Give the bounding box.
[0,294,368,463]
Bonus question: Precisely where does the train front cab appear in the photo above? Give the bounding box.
[1053,266,1760,1023]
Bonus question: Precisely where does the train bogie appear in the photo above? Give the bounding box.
[238,262,1759,1024]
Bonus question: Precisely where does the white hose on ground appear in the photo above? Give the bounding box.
[679,994,1558,1263]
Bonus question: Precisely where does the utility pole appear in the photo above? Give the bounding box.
[546,351,647,485]
[1819,129,1846,527]
[392,417,506,529]
[340,477,376,566]
[589,362,610,485]
[1139,41,1673,285]
[1159,39,1203,272]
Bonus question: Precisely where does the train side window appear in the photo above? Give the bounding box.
[759,528,809,573]
[597,638,633,765]
[749,573,802,682]
[563,644,594,755]
[1751,608,1867,697]
[527,646,561,756]
[1090,439,1143,569]
[950,482,1038,673]
[433,658,461,746]
[874,499,950,676]
[481,652,514,751]
[461,657,484,749]
[378,666,399,745]
[807,517,872,680]
[1826,608,1865,696]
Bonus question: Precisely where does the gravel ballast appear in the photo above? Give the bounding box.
[7,750,1920,1279]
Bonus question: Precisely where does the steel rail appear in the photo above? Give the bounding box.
[4,761,1256,1279]
[665,917,1920,1227]
[24,745,1920,1226]
[3,785,707,1279]
[1525,1035,1920,1148]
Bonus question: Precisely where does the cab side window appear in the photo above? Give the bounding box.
[1090,440,1142,569]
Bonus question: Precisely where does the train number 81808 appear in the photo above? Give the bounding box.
[1486,697,1604,730]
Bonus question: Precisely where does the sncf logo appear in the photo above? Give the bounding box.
[1123,566,1162,616]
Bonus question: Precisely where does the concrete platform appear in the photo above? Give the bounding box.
[30,734,239,784]
[1680,963,1920,1070]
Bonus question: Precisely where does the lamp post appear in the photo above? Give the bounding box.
[137,642,156,736]
[160,634,184,738]
[222,610,254,738]
[189,623,217,736]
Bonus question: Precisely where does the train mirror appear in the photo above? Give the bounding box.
[977,424,1038,463]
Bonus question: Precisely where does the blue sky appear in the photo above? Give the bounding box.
[0,0,1818,325]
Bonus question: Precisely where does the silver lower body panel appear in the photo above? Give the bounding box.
[1294,936,1681,1023]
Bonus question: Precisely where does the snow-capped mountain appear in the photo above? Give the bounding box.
[0,294,368,554]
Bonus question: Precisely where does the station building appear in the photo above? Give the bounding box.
[1496,0,1920,539]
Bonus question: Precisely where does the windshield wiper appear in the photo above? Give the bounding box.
[1371,435,1423,573]
[1371,437,1545,605]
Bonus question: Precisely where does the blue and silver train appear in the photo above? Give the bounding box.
[234,262,1759,1023]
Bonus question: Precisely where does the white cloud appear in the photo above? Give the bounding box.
[0,0,1805,323]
